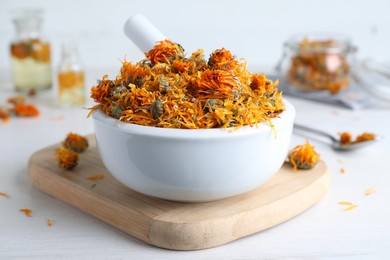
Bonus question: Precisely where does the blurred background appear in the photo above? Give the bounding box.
[1,0,390,109]
[1,0,389,73]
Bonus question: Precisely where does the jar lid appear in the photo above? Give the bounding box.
[285,33,354,54]
[9,8,44,23]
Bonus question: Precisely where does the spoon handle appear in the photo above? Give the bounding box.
[294,124,338,143]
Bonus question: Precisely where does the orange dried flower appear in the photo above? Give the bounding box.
[55,146,79,170]
[288,139,320,171]
[355,132,376,143]
[13,103,40,117]
[339,131,376,145]
[250,74,267,91]
[190,70,239,99]
[146,40,184,65]
[63,132,89,153]
[90,40,285,129]
[172,59,194,73]
[339,132,352,145]
[208,48,238,70]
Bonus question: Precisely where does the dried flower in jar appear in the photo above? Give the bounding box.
[287,38,350,94]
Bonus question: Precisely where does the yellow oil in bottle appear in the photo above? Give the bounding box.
[57,42,86,107]
[10,8,52,92]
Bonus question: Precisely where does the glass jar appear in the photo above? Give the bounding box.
[57,42,86,107]
[9,8,52,92]
[277,33,356,95]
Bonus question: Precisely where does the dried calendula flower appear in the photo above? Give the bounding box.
[63,132,89,153]
[339,132,352,145]
[13,103,40,117]
[355,132,376,143]
[146,39,185,65]
[89,40,285,129]
[56,146,79,170]
[288,139,320,171]
[208,48,238,70]
[339,131,376,146]
[151,98,164,119]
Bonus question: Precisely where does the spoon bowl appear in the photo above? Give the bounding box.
[294,124,382,151]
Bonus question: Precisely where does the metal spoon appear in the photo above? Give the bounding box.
[294,123,382,151]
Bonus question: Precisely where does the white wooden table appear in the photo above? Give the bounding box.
[1,72,390,259]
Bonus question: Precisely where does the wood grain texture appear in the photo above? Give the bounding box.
[28,135,331,250]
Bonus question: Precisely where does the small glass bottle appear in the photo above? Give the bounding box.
[10,8,52,92]
[57,42,86,107]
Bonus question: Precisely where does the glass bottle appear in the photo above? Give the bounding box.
[10,8,52,92]
[57,42,86,107]
[276,33,356,95]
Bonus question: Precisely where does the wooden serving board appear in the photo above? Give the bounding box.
[28,135,331,250]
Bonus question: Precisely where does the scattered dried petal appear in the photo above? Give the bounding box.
[87,173,105,181]
[0,106,11,124]
[364,186,377,196]
[47,218,54,227]
[338,201,354,205]
[338,201,358,211]
[20,208,32,217]
[343,205,358,211]
[0,192,11,199]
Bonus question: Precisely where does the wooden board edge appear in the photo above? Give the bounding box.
[27,153,155,246]
[148,169,331,250]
